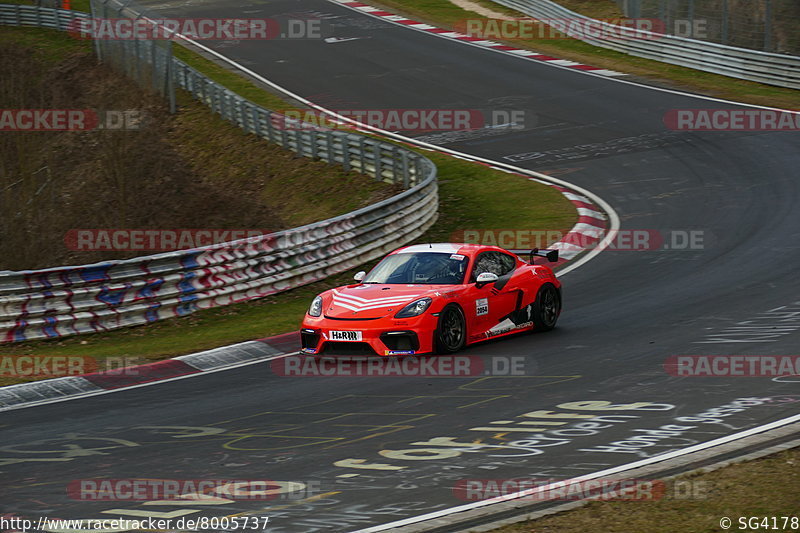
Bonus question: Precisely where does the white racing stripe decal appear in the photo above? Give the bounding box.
[331,290,414,304]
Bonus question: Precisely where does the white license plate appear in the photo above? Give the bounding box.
[329,330,363,342]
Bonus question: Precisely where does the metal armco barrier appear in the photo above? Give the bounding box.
[0,4,438,343]
[491,0,800,89]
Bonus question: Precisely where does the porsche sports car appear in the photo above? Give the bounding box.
[299,243,561,356]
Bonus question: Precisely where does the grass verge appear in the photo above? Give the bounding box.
[0,25,576,382]
[370,0,800,110]
[0,26,394,270]
[490,447,800,533]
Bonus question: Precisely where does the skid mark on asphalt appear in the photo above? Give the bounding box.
[458,375,582,391]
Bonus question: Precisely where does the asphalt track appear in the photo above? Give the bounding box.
[2,1,800,531]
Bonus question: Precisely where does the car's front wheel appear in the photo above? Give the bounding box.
[532,284,560,331]
[435,304,466,354]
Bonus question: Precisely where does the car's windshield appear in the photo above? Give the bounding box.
[362,252,469,285]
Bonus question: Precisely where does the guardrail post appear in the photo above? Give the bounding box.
[238,97,246,130]
[214,84,221,115]
[249,104,260,136]
[279,123,288,148]
[373,143,383,181]
[341,137,351,172]
[232,95,240,126]
[358,137,367,174]
[199,75,208,107]
[391,147,401,185]
[178,63,187,92]
[224,91,232,121]
[310,131,319,160]
[190,68,199,96]
[401,149,410,188]
[325,131,335,163]
[265,111,276,143]
[208,82,216,113]
[293,129,303,156]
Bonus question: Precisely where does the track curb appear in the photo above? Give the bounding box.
[0,332,300,411]
[331,0,627,77]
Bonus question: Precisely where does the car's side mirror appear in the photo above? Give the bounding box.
[354,271,366,282]
[475,272,498,288]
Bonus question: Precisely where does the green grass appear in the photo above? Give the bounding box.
[371,0,800,110]
[491,447,800,533]
[0,25,91,62]
[0,24,576,380]
[172,45,301,114]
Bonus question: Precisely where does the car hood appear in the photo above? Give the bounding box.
[323,284,455,319]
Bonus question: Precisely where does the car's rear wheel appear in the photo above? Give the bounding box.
[532,284,560,331]
[435,304,466,354]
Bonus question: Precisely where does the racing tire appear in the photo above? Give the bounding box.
[532,284,560,332]
[435,304,466,354]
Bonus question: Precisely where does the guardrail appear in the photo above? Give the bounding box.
[491,0,800,90]
[0,4,438,343]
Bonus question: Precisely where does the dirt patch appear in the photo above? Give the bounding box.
[448,0,514,19]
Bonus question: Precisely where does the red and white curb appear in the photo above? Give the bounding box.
[331,0,626,77]
[0,333,300,411]
[537,181,608,264]
[393,140,609,266]
[439,157,609,266]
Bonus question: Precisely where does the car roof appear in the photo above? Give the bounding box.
[393,243,515,257]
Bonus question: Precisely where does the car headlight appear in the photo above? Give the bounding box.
[395,297,432,318]
[308,295,323,317]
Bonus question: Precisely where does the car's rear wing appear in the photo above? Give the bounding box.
[528,248,559,264]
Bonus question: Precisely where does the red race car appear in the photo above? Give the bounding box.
[300,243,561,356]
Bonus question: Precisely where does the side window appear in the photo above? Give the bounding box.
[497,252,516,275]
[471,251,516,281]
